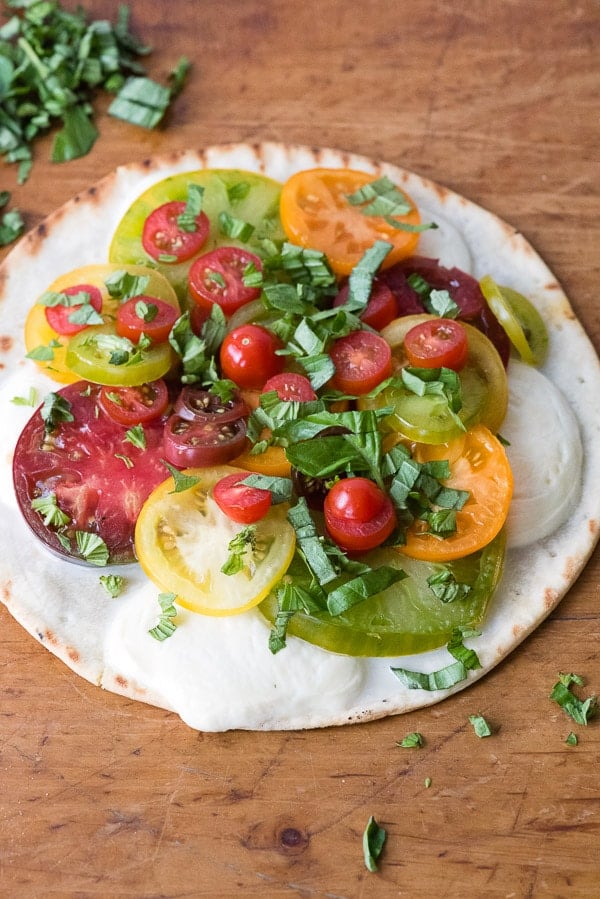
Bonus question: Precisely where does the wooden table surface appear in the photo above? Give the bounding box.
[1,1,598,895]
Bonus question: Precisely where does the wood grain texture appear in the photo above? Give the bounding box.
[1,0,598,895]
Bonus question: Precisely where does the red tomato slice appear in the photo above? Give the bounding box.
[404,318,469,371]
[45,284,103,336]
[329,330,392,395]
[116,296,179,344]
[163,414,247,467]
[98,379,170,426]
[141,200,210,263]
[213,471,272,524]
[324,477,397,552]
[220,324,285,390]
[188,246,263,315]
[333,278,398,331]
[173,385,249,423]
[12,381,169,564]
[262,372,317,402]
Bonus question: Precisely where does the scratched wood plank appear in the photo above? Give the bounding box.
[1,0,598,895]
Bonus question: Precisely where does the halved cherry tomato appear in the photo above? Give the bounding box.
[188,246,263,315]
[135,465,295,617]
[400,424,513,561]
[404,318,469,371]
[219,324,285,390]
[333,278,398,331]
[280,169,422,276]
[116,296,179,344]
[213,471,272,524]
[141,200,210,263]
[324,477,397,552]
[262,372,317,402]
[329,330,392,395]
[163,414,247,467]
[45,284,103,336]
[174,385,249,423]
[98,379,170,426]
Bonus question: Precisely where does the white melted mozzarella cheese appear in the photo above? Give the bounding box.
[503,360,583,548]
[416,208,473,272]
[103,589,367,732]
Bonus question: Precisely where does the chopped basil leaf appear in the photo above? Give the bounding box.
[0,200,25,246]
[124,424,146,450]
[51,104,98,163]
[177,183,204,232]
[11,386,37,407]
[550,673,598,725]
[427,567,472,603]
[218,210,254,242]
[40,391,74,432]
[114,453,133,468]
[363,815,386,873]
[345,240,391,311]
[391,628,481,691]
[425,290,460,319]
[169,307,225,385]
[31,492,70,528]
[565,732,578,746]
[268,580,325,654]
[326,565,406,616]
[424,777,432,789]
[287,498,338,586]
[26,340,62,362]
[104,270,150,301]
[469,714,492,738]
[161,460,200,493]
[226,180,251,203]
[148,592,178,641]
[99,574,125,598]
[346,175,436,233]
[75,531,109,566]
[108,77,172,129]
[221,526,259,576]
[240,474,294,504]
[135,300,158,322]
[397,732,424,749]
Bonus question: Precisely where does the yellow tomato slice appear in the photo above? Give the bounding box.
[135,465,296,616]
[280,168,422,276]
[24,264,179,384]
[399,424,513,561]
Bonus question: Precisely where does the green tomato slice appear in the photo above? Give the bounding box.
[480,276,549,366]
[109,169,285,302]
[65,323,173,386]
[259,531,506,657]
[358,315,508,444]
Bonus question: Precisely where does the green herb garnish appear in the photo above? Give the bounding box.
[0,190,24,246]
[397,732,424,749]
[550,673,598,725]
[161,461,200,493]
[11,386,37,407]
[148,592,178,641]
[469,714,492,738]
[363,815,387,873]
[177,183,204,232]
[124,424,146,450]
[31,493,70,528]
[99,574,125,598]
[75,531,109,566]
[40,391,74,432]
[391,627,482,691]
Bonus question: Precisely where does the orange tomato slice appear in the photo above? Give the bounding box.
[399,424,513,561]
[232,441,291,478]
[279,168,422,276]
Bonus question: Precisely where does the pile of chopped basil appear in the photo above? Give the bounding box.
[0,0,190,185]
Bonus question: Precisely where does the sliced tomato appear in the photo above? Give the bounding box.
[400,424,513,561]
[329,329,392,395]
[116,296,179,344]
[12,381,169,564]
[232,441,292,478]
[219,324,285,390]
[479,276,549,366]
[44,284,103,336]
[262,372,317,402]
[213,471,272,524]
[259,533,506,656]
[324,477,397,552]
[135,465,295,616]
[280,168,422,276]
[188,246,263,315]
[173,385,249,423]
[404,318,469,371]
[98,380,170,426]
[333,278,398,331]
[65,323,174,386]
[163,414,247,468]
[141,200,210,263]
[25,264,179,385]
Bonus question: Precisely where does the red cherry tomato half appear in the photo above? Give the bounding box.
[141,200,210,263]
[220,324,285,390]
[116,296,179,344]
[174,385,249,423]
[262,372,317,402]
[329,330,392,395]
[99,379,170,426]
[44,284,103,336]
[404,318,469,371]
[333,278,398,331]
[213,471,272,524]
[163,414,247,468]
[188,246,263,316]
[324,477,397,553]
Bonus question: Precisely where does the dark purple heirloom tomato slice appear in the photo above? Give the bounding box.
[142,200,210,263]
[163,414,247,467]
[173,385,249,423]
[45,283,103,336]
[188,246,264,316]
[12,381,170,565]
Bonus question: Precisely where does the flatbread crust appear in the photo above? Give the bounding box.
[1,143,599,731]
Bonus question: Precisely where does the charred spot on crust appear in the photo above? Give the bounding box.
[115,674,128,688]
[0,335,13,353]
[67,647,80,663]
[544,587,559,610]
